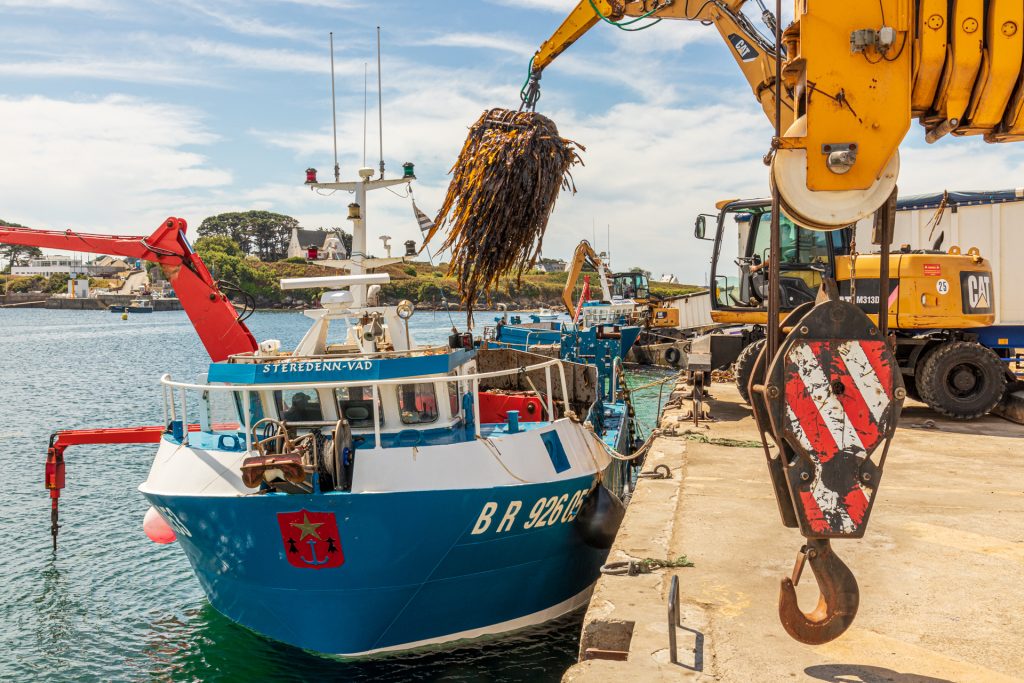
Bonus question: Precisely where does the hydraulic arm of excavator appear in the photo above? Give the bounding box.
[531,0,794,130]
[561,240,612,315]
[0,217,258,362]
[527,1,1024,228]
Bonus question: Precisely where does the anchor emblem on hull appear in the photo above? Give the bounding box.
[277,510,344,569]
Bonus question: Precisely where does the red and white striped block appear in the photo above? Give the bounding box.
[782,339,895,535]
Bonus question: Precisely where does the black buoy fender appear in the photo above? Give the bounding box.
[573,483,626,550]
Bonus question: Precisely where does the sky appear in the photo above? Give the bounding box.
[2,1,1024,284]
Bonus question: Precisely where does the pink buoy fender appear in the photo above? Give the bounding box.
[143,506,177,544]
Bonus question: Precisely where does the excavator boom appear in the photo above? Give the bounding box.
[561,240,611,315]
[0,218,258,361]
[528,1,1024,228]
[531,0,791,127]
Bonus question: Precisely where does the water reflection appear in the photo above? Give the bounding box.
[141,601,584,682]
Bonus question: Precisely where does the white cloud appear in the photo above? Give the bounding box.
[0,0,114,8]
[418,32,533,56]
[182,39,338,74]
[0,58,208,86]
[273,0,360,7]
[0,96,231,231]
[176,1,314,41]
[487,0,577,11]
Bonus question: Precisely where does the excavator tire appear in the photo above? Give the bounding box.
[916,341,1007,420]
[901,373,921,403]
[734,339,765,405]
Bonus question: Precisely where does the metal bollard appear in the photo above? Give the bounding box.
[668,574,680,664]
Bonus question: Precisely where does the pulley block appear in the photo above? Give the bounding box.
[763,299,904,538]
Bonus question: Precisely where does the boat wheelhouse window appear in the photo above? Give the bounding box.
[398,383,439,425]
[233,392,264,428]
[335,387,381,428]
[276,389,324,422]
[448,382,461,417]
[203,389,240,427]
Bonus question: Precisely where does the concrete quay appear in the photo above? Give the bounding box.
[564,381,1024,682]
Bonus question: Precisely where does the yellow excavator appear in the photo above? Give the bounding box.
[561,240,680,328]
[694,198,1006,419]
[527,0,1024,229]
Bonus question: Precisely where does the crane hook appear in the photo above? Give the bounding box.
[778,538,859,645]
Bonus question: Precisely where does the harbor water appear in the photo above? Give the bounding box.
[0,309,670,682]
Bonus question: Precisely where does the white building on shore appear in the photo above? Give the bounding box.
[11,254,131,277]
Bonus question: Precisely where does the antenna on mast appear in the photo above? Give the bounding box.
[329,32,340,182]
[362,62,368,168]
[376,26,385,179]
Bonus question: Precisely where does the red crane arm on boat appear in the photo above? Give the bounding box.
[0,217,258,361]
[45,423,211,550]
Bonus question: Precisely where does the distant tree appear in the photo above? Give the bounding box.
[197,211,299,261]
[0,219,41,273]
[628,267,652,279]
[195,235,243,258]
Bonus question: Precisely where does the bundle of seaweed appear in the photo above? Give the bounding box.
[428,108,584,321]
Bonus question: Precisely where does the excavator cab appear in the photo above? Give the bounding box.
[696,199,847,323]
[610,271,649,302]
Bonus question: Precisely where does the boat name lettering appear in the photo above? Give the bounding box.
[262,360,374,374]
[470,487,589,536]
[155,505,192,538]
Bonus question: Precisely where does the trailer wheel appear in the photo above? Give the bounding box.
[734,339,765,404]
[917,341,1007,420]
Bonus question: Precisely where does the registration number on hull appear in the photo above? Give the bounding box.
[470,487,591,536]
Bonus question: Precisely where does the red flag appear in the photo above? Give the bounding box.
[574,276,591,324]
[277,510,345,569]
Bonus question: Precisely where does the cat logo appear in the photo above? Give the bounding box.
[960,272,993,314]
[728,33,759,62]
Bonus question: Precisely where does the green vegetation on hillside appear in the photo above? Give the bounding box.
[1,227,702,309]
[0,273,114,294]
[194,235,702,308]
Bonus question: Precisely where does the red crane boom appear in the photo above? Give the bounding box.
[0,217,258,361]
[1,217,260,549]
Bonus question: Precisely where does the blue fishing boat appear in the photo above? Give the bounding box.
[143,310,631,655]
[22,166,638,658]
[1,160,640,657]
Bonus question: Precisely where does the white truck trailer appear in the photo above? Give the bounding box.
[855,188,1024,353]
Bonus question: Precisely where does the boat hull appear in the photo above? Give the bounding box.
[142,475,609,656]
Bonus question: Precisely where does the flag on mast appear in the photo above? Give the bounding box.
[412,201,434,234]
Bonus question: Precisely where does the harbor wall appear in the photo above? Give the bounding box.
[0,294,182,311]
